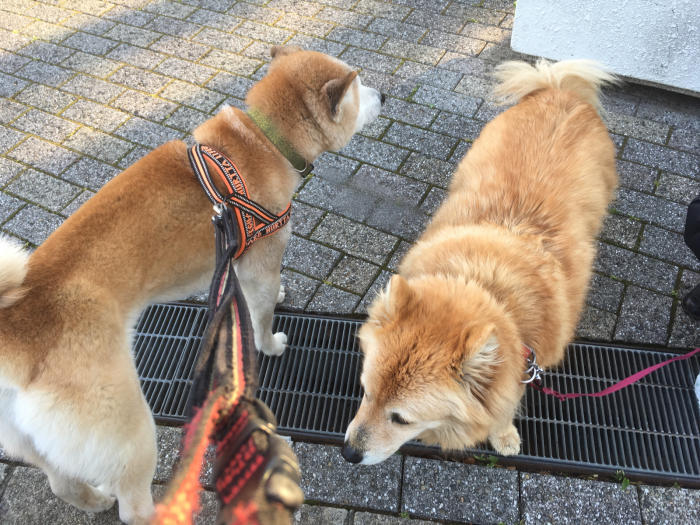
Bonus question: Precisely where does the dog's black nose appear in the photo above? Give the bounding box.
[380,93,386,105]
[341,442,363,464]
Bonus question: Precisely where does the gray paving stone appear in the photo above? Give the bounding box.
[109,66,170,94]
[307,284,360,313]
[103,23,160,48]
[399,153,456,189]
[356,270,392,314]
[576,304,616,341]
[521,472,641,525]
[599,213,642,249]
[437,52,493,77]
[290,201,324,237]
[668,127,700,155]
[206,73,254,99]
[61,157,120,191]
[312,153,359,183]
[449,140,471,163]
[18,41,74,65]
[0,466,95,524]
[341,135,409,172]
[420,187,447,215]
[62,12,116,36]
[368,201,431,241]
[104,6,156,28]
[614,285,673,345]
[61,51,122,79]
[276,13,334,37]
[160,81,226,113]
[406,10,464,34]
[622,139,699,178]
[267,0,322,16]
[63,127,132,164]
[638,485,700,525]
[280,269,320,310]
[402,457,518,524]
[294,442,401,512]
[395,61,463,91]
[360,116,391,139]
[636,97,700,133]
[110,91,177,123]
[317,7,373,30]
[293,505,347,525]
[0,51,30,75]
[384,122,457,160]
[0,28,33,53]
[13,109,79,142]
[106,43,165,70]
[0,192,24,223]
[640,224,700,271]
[4,205,63,245]
[62,31,118,56]
[412,85,480,117]
[187,8,243,33]
[0,69,30,97]
[429,111,484,141]
[454,73,496,101]
[62,190,94,216]
[353,0,411,21]
[6,170,80,212]
[61,74,125,104]
[594,242,678,294]
[613,188,687,232]
[115,117,182,148]
[327,27,386,50]
[461,23,511,45]
[381,39,444,66]
[422,31,486,57]
[604,112,670,145]
[444,4,507,25]
[145,0,198,19]
[297,175,374,222]
[311,214,398,265]
[155,58,217,86]
[0,157,25,186]
[328,255,380,295]
[478,42,524,64]
[341,47,401,74]
[587,272,625,314]
[474,100,506,122]
[0,126,25,154]
[0,461,8,482]
[282,234,342,280]
[150,36,209,62]
[154,425,184,482]
[655,173,700,204]
[616,160,658,193]
[9,137,79,175]
[351,165,429,204]
[199,49,262,77]
[285,34,347,57]
[669,270,700,348]
[164,106,209,132]
[366,18,426,43]
[353,511,434,524]
[117,146,149,170]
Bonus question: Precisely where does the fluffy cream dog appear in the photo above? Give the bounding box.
[343,60,618,465]
[0,46,382,523]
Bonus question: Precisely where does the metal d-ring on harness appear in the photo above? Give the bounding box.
[521,344,544,385]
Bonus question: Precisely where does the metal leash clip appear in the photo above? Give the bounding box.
[522,345,544,384]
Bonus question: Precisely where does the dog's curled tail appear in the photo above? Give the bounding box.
[0,236,29,308]
[493,59,618,113]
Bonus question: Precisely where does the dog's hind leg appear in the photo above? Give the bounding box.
[45,467,116,512]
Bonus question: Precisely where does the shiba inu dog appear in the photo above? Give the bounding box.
[343,60,617,465]
[0,46,382,523]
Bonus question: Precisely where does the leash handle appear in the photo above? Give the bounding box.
[533,347,700,401]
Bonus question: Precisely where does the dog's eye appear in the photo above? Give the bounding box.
[390,412,411,425]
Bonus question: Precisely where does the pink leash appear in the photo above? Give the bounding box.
[530,347,700,401]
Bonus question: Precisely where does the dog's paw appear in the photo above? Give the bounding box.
[277,284,286,304]
[261,332,287,356]
[489,425,521,456]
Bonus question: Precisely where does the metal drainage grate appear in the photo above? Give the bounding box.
[134,303,700,486]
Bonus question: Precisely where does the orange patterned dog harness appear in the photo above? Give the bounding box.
[188,144,291,260]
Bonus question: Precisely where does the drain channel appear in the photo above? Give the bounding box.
[134,303,700,486]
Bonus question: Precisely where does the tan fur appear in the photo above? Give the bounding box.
[0,47,381,523]
[344,59,618,464]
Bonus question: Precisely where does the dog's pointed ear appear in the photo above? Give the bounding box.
[459,324,500,402]
[323,70,358,118]
[372,274,412,325]
[270,45,303,60]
